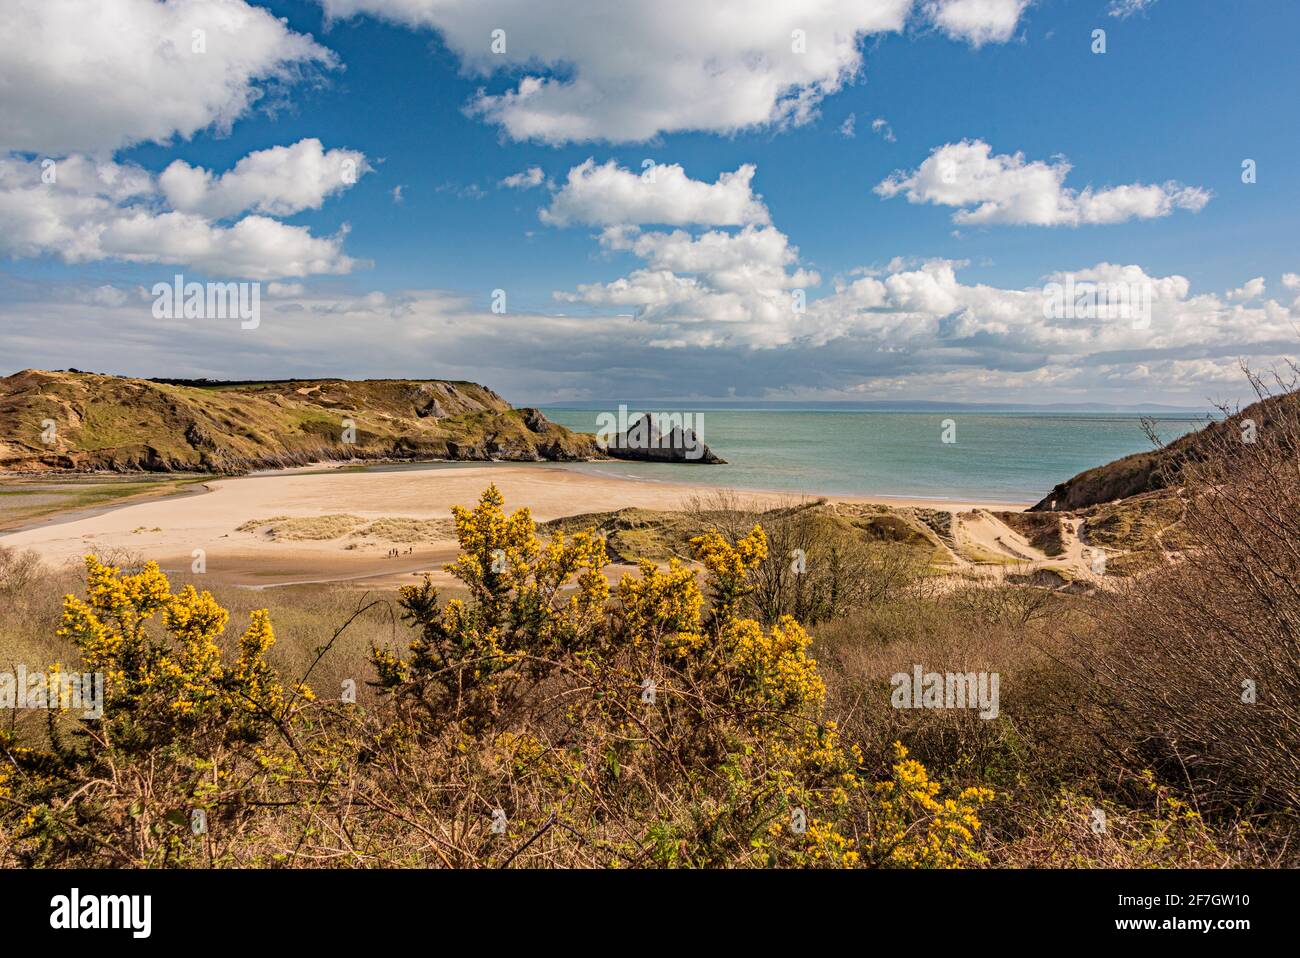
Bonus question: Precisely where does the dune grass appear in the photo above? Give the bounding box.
[0,476,207,531]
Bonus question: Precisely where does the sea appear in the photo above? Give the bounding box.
[542,408,1209,505]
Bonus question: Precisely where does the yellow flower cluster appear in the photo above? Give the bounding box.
[724,614,825,714]
[445,483,541,598]
[689,525,768,620]
[232,610,291,714]
[618,559,704,647]
[58,556,171,681]
[802,818,861,868]
[56,555,296,722]
[530,529,610,649]
[872,742,994,868]
[690,525,768,580]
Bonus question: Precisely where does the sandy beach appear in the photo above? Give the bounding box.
[0,463,1031,589]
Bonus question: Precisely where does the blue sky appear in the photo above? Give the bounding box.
[1,0,1298,406]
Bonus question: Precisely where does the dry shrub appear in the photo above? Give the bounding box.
[0,548,73,673]
[237,514,365,540]
[1080,373,1300,815]
[683,490,926,626]
[814,591,1082,786]
[0,545,40,599]
[948,573,1058,628]
[990,775,1241,868]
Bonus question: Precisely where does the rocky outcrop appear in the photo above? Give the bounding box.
[605,413,725,464]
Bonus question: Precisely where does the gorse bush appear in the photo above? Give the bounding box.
[0,485,993,868]
[4,557,310,866]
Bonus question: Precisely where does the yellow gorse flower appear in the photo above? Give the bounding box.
[870,742,994,868]
[55,555,299,722]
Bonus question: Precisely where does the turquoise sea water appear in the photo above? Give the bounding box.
[543,409,1207,504]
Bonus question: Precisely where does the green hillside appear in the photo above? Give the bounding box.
[0,369,601,473]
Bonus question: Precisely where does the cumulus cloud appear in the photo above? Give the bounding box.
[597,226,817,289]
[558,224,820,347]
[555,201,1300,368]
[1227,277,1266,302]
[539,163,814,349]
[315,0,1028,143]
[500,167,545,190]
[875,139,1211,226]
[0,152,359,279]
[534,158,1266,372]
[159,139,369,219]
[0,0,335,154]
[541,160,771,228]
[101,212,355,279]
[925,0,1031,46]
[9,257,1295,406]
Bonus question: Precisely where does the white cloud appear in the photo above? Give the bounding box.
[159,139,369,219]
[0,154,155,201]
[1108,0,1157,19]
[554,189,1300,363]
[1281,273,1300,290]
[72,285,132,308]
[806,260,1300,370]
[925,0,1030,46]
[540,163,813,348]
[0,0,335,154]
[871,117,897,142]
[875,139,1211,226]
[1227,277,1265,302]
[541,160,771,228]
[315,0,1028,143]
[0,152,358,279]
[500,167,545,190]
[844,356,1249,403]
[597,225,819,291]
[92,211,355,280]
[12,257,1295,406]
[839,114,857,138]
[538,160,1268,364]
[557,223,818,348]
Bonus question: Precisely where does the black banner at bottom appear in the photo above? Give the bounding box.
[0,867,1284,944]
